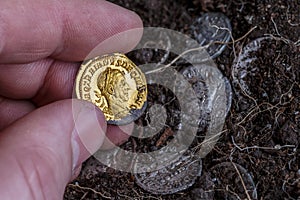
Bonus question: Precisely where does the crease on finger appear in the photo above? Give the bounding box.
[0,97,35,131]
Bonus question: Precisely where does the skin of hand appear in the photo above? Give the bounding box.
[0,0,143,199]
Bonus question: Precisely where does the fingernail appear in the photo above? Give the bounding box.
[71,102,107,171]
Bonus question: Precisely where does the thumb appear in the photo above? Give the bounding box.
[0,99,106,200]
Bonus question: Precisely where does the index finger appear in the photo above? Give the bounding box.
[0,0,143,63]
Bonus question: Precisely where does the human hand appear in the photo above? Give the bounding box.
[0,0,142,199]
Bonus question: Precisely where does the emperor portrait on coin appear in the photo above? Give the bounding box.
[75,53,147,125]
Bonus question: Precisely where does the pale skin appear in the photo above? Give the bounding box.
[0,0,143,199]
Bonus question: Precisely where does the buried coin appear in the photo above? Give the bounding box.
[75,53,147,125]
[232,37,299,106]
[134,150,202,195]
[191,12,232,59]
[180,64,232,133]
[210,162,257,199]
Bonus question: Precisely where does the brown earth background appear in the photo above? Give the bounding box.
[64,0,300,199]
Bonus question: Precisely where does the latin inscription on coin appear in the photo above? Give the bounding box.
[75,53,147,125]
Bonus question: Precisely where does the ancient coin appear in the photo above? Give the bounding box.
[75,53,147,125]
[210,162,257,199]
[134,150,202,195]
[232,37,267,97]
[191,12,232,59]
[232,37,299,105]
[127,29,171,65]
[180,64,232,131]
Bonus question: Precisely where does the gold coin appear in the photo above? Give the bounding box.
[75,53,147,125]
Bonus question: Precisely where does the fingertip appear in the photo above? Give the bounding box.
[0,0,144,63]
[100,123,134,150]
[71,100,107,170]
[53,0,144,61]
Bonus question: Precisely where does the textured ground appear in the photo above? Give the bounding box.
[64,1,300,199]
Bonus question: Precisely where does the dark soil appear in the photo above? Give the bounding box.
[64,0,300,199]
